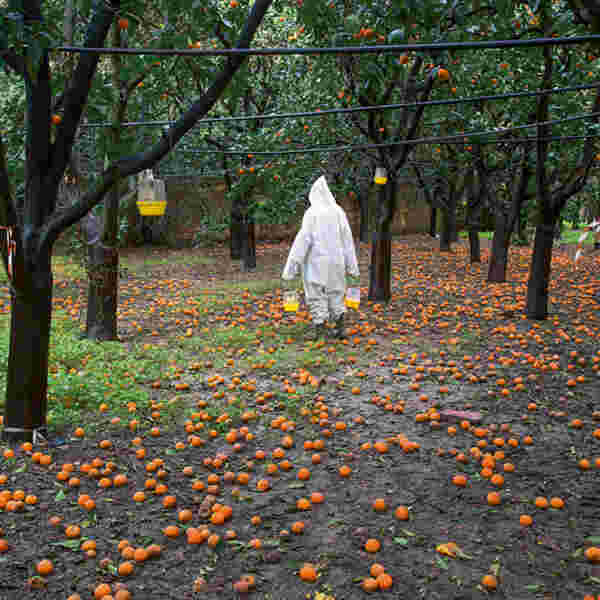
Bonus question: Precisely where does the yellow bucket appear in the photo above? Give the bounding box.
[137,200,167,216]
[345,287,360,309]
[283,291,299,312]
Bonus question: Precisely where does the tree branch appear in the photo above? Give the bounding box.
[41,0,273,251]
[50,0,121,190]
[392,69,436,171]
[552,86,600,208]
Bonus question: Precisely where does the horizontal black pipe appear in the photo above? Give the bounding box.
[56,35,600,56]
[78,82,600,129]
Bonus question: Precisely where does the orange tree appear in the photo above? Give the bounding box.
[295,0,501,301]
[77,0,282,339]
[524,2,600,318]
[0,0,274,442]
[461,2,600,312]
[414,1,600,309]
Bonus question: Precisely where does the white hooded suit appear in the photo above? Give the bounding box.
[282,176,359,324]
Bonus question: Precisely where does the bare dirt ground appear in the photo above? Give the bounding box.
[1,234,600,600]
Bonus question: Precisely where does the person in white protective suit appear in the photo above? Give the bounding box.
[282,176,359,339]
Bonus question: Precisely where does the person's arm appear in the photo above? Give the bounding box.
[339,211,359,277]
[282,213,313,279]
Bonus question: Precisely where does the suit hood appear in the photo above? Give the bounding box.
[309,176,336,209]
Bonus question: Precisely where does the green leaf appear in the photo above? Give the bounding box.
[436,556,449,570]
[584,537,600,545]
[51,539,81,550]
[55,489,66,501]
[393,537,409,546]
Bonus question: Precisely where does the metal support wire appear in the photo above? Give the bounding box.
[55,34,600,56]
[78,82,600,129]
[184,132,600,156]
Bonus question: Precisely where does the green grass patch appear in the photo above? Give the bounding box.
[0,254,87,286]
[0,310,184,431]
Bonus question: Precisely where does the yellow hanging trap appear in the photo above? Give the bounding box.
[283,290,299,312]
[374,166,388,185]
[136,170,167,216]
[345,286,360,310]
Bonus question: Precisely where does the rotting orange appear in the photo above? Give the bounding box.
[133,547,148,562]
[376,572,393,590]
[394,505,409,520]
[291,521,305,534]
[310,492,325,504]
[585,546,600,562]
[481,574,498,589]
[94,583,112,599]
[36,559,54,576]
[487,491,501,506]
[452,474,467,487]
[297,467,311,481]
[362,577,379,592]
[339,465,352,477]
[118,561,134,576]
[364,538,381,553]
[163,525,180,538]
[299,563,318,582]
[519,514,533,526]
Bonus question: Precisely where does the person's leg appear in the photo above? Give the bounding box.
[304,281,328,339]
[328,288,347,339]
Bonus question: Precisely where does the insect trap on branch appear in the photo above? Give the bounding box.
[374,167,387,185]
[136,170,167,216]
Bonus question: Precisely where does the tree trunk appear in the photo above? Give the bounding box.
[359,191,370,243]
[126,180,143,246]
[240,220,256,271]
[439,187,457,252]
[230,199,243,260]
[516,205,528,244]
[526,223,555,320]
[465,178,482,264]
[429,206,437,237]
[84,21,123,342]
[450,190,459,243]
[368,180,395,302]
[3,240,52,442]
[487,211,510,282]
[85,243,119,340]
[82,213,119,340]
[439,218,451,251]
[468,229,481,263]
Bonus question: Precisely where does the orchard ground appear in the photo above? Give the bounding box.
[1,234,600,600]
